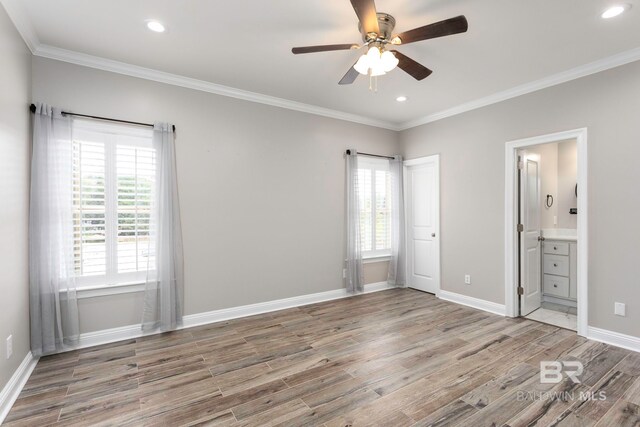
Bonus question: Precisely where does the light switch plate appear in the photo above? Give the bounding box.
[464,275,471,285]
[614,302,626,317]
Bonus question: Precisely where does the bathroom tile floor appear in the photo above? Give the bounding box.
[525,306,577,331]
[541,301,577,315]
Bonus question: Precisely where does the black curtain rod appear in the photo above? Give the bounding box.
[345,149,394,160]
[29,104,175,132]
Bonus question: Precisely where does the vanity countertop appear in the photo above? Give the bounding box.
[542,229,577,242]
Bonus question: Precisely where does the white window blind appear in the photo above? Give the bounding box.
[72,119,155,288]
[116,145,155,274]
[357,157,392,257]
[73,140,107,277]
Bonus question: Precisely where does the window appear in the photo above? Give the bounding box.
[357,157,392,258]
[71,120,156,288]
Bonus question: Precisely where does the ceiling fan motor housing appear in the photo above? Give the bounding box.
[359,13,396,42]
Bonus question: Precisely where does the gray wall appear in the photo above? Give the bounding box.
[31,57,397,334]
[523,142,558,230]
[524,139,577,230]
[558,139,578,229]
[400,60,640,337]
[0,7,31,393]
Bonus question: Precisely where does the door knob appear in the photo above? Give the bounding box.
[431,233,436,237]
[553,263,558,267]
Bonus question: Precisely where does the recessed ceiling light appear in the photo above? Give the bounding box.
[396,96,407,102]
[601,4,629,19]
[146,20,166,33]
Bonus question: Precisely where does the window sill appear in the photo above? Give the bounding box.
[363,254,391,264]
[76,282,146,299]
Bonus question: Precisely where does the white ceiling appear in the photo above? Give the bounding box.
[7,0,640,127]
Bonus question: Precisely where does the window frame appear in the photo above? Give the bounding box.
[357,156,392,259]
[71,119,156,290]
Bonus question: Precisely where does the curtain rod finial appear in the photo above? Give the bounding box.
[30,103,36,113]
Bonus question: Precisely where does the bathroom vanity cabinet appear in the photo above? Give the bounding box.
[542,239,577,302]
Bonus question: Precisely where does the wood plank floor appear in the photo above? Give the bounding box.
[5,289,640,426]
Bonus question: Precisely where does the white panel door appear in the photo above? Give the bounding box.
[519,153,542,316]
[405,156,440,294]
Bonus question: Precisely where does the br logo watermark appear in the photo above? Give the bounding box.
[516,361,606,402]
[540,361,583,384]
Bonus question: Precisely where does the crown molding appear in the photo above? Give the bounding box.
[397,46,640,130]
[1,0,401,131]
[5,0,640,132]
[32,44,401,131]
[33,42,640,133]
[0,0,39,53]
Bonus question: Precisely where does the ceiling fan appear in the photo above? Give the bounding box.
[291,0,468,87]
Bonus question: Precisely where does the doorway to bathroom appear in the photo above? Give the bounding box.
[504,129,588,336]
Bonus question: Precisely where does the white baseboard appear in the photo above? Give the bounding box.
[74,281,394,350]
[76,324,152,351]
[587,326,640,353]
[0,352,38,425]
[182,281,392,328]
[439,290,507,316]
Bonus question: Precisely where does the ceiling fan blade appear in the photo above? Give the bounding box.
[350,0,379,36]
[393,15,468,45]
[292,44,358,54]
[339,62,360,85]
[390,50,433,81]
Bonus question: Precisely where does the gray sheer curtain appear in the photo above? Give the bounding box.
[142,123,184,332]
[388,155,406,286]
[29,103,80,356]
[346,150,363,293]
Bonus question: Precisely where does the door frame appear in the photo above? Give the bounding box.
[404,155,441,297]
[504,128,588,336]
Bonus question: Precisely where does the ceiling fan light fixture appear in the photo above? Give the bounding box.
[370,63,386,77]
[353,46,397,77]
[366,32,378,41]
[354,55,370,75]
[381,51,399,72]
[390,36,402,45]
[366,46,384,70]
[367,46,381,60]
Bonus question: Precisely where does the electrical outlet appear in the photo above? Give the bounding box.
[464,275,471,285]
[614,302,626,317]
[6,335,12,359]
[553,216,557,226]
[342,268,346,279]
